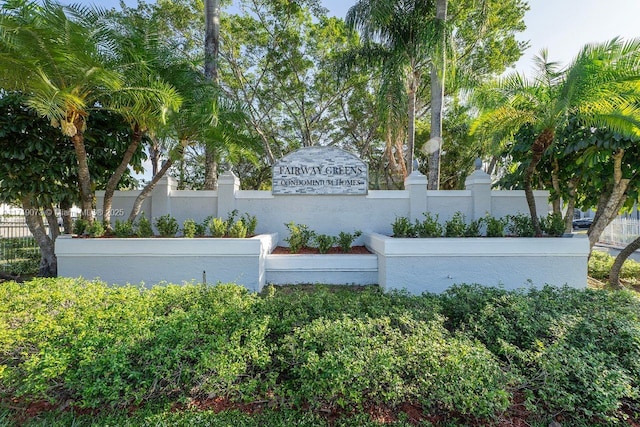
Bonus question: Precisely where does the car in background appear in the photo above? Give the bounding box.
[572,217,593,229]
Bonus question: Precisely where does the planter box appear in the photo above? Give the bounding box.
[363,232,590,294]
[265,253,378,285]
[56,233,278,292]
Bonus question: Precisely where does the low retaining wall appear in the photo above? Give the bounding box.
[265,253,378,286]
[56,232,590,294]
[363,232,590,294]
[56,233,278,292]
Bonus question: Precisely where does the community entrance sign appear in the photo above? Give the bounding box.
[272,146,368,195]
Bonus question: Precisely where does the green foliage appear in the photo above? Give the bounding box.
[154,214,178,237]
[209,217,227,238]
[0,280,269,408]
[86,220,105,238]
[484,215,507,237]
[72,219,89,236]
[281,315,510,415]
[464,219,482,237]
[314,234,336,254]
[284,222,315,253]
[114,220,134,237]
[414,213,443,237]
[507,213,535,237]
[337,230,362,253]
[135,214,154,238]
[540,212,566,236]
[204,212,256,238]
[194,221,207,237]
[181,219,197,238]
[228,220,248,239]
[444,212,467,237]
[589,250,640,283]
[3,279,640,424]
[441,284,640,421]
[242,213,258,236]
[391,217,415,238]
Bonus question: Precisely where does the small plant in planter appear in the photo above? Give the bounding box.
[415,213,443,237]
[228,220,248,238]
[337,230,362,253]
[540,212,565,236]
[484,215,508,237]
[182,219,197,238]
[464,219,482,237]
[194,221,208,237]
[444,212,467,237]
[135,214,154,237]
[284,222,315,253]
[507,213,535,237]
[155,214,179,237]
[209,217,227,237]
[73,218,89,235]
[314,234,337,254]
[392,216,415,237]
[86,220,105,238]
[114,219,135,237]
[242,213,258,236]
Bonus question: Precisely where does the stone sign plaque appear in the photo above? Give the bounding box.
[272,146,368,195]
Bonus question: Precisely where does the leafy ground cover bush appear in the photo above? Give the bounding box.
[589,249,640,285]
[1,280,640,426]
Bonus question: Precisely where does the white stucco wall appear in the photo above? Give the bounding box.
[56,233,277,291]
[364,233,590,294]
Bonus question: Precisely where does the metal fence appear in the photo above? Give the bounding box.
[0,215,41,274]
[600,217,640,247]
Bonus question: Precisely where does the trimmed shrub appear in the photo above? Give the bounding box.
[182,219,197,238]
[154,214,179,237]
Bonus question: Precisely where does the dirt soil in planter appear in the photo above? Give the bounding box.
[271,246,372,254]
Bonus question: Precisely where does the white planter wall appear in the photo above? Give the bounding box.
[265,253,378,285]
[364,233,590,294]
[56,233,277,291]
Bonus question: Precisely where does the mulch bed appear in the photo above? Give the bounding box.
[271,246,372,254]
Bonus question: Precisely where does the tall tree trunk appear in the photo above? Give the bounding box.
[550,159,562,216]
[43,201,60,241]
[406,73,417,174]
[203,148,217,189]
[524,128,554,236]
[427,0,447,190]
[70,116,93,223]
[150,139,161,176]
[128,159,175,223]
[103,124,143,228]
[588,149,630,249]
[21,196,56,277]
[563,179,578,234]
[60,197,73,234]
[203,0,220,190]
[609,235,640,289]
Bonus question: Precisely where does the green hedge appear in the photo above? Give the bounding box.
[1,279,640,425]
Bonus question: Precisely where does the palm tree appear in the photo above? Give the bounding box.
[0,1,182,227]
[0,0,122,222]
[346,0,438,175]
[203,0,221,190]
[472,39,640,235]
[99,10,182,228]
[427,0,447,189]
[127,69,256,222]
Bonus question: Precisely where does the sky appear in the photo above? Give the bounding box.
[65,0,640,75]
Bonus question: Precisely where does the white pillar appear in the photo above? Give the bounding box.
[464,160,492,221]
[404,170,428,221]
[217,171,240,219]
